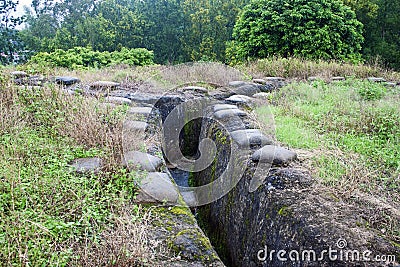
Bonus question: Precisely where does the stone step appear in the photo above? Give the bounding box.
[213,109,247,120]
[90,81,120,90]
[251,145,297,166]
[123,120,148,132]
[385,82,397,87]
[367,77,386,83]
[127,107,153,119]
[226,94,252,104]
[230,129,273,148]
[104,96,132,105]
[213,104,238,112]
[331,76,345,81]
[181,86,208,94]
[232,84,261,97]
[252,78,267,84]
[55,76,80,86]
[70,157,102,174]
[228,80,248,88]
[11,71,28,78]
[253,92,270,99]
[264,77,285,82]
[135,172,180,204]
[129,93,161,105]
[122,150,163,172]
[181,191,197,207]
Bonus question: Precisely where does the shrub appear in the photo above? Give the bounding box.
[357,82,386,100]
[27,47,154,70]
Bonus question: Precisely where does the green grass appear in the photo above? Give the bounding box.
[0,77,147,265]
[256,79,400,195]
[0,126,146,265]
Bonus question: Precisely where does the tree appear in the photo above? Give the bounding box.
[228,0,364,62]
[134,0,187,63]
[181,0,247,62]
[1,0,23,64]
[349,0,400,70]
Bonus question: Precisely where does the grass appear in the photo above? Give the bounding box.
[243,56,400,81]
[255,78,400,241]
[0,72,158,266]
[2,57,400,263]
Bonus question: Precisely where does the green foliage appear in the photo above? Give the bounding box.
[181,0,247,62]
[268,79,400,176]
[357,81,386,100]
[27,46,154,69]
[0,79,144,264]
[354,0,400,70]
[0,127,143,265]
[0,0,24,64]
[229,0,364,62]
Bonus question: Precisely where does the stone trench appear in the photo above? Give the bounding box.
[11,71,400,267]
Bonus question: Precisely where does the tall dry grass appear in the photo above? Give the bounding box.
[69,205,167,267]
[0,72,160,266]
[243,57,400,81]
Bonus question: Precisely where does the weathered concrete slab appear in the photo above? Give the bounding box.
[214,109,247,120]
[135,172,180,204]
[104,96,131,105]
[230,129,273,148]
[226,95,252,104]
[213,104,238,112]
[123,150,163,171]
[251,145,297,166]
[55,76,80,86]
[70,157,102,174]
[90,81,120,90]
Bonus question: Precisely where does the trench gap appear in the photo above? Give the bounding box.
[156,98,233,267]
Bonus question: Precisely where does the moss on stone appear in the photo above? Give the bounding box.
[278,206,292,217]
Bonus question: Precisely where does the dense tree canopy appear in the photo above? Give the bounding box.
[0,0,23,64]
[228,0,364,62]
[353,0,400,69]
[0,0,398,69]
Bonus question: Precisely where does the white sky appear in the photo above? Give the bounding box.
[15,0,33,16]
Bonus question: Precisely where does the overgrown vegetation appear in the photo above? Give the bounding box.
[28,47,154,70]
[0,73,157,265]
[257,79,399,198]
[255,78,399,240]
[242,56,400,81]
[227,0,363,63]
[1,0,400,69]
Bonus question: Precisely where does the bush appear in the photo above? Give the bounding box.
[27,47,154,69]
[357,82,386,101]
[228,0,364,63]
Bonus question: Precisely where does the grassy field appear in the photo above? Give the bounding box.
[255,78,400,241]
[0,75,155,266]
[1,58,399,265]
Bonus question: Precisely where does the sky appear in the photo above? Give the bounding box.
[14,0,33,16]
